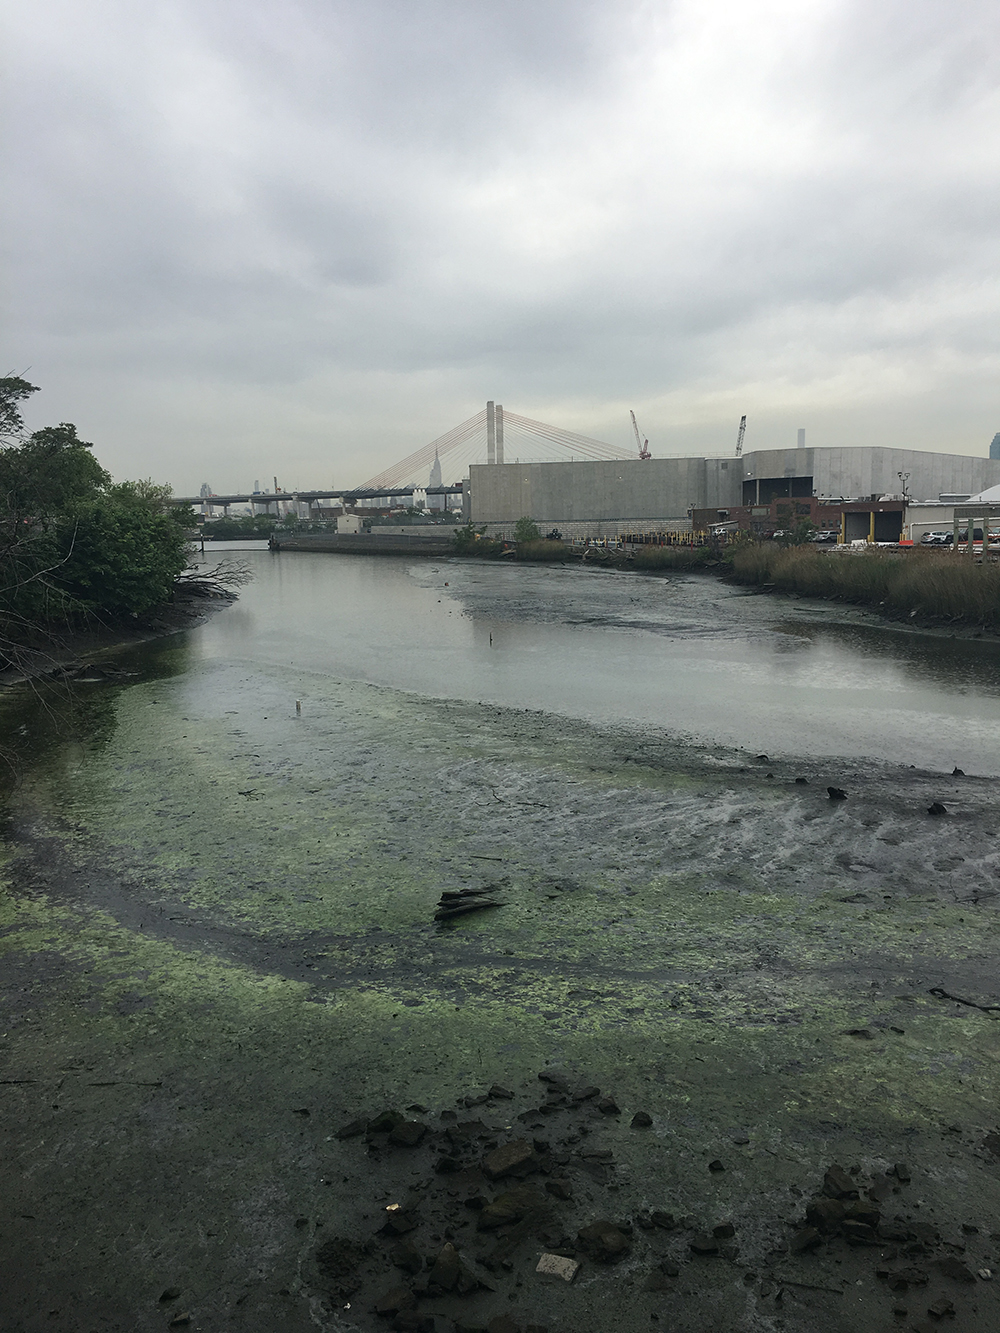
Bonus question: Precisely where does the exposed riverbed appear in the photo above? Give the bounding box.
[2,550,999,1332]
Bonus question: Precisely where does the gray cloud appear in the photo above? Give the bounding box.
[2,0,998,489]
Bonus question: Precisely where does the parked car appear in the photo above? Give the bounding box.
[920,531,953,545]
[809,530,839,543]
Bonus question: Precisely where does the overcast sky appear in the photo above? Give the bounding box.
[3,0,999,491]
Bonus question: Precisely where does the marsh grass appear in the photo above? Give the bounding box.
[729,544,1000,626]
[629,546,715,571]
[514,540,569,561]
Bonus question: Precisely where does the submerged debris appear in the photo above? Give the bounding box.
[435,884,505,922]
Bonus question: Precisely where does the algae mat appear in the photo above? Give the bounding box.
[1,644,999,1332]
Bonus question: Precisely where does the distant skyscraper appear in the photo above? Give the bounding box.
[797,428,805,449]
[428,448,442,488]
[990,433,1000,460]
[199,481,212,497]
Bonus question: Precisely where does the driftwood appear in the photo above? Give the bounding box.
[434,885,505,922]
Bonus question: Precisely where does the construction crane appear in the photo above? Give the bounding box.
[630,410,651,461]
[734,414,747,457]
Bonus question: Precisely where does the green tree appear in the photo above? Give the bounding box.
[53,480,190,614]
[514,516,541,543]
[0,375,40,441]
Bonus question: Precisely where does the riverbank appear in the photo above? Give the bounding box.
[484,540,1000,634]
[0,587,235,688]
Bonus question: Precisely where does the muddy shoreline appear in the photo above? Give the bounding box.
[0,589,235,689]
[2,650,999,1332]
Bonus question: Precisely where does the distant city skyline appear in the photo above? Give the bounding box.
[3,0,998,494]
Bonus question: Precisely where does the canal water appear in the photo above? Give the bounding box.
[197,545,1000,772]
[4,546,1000,1332]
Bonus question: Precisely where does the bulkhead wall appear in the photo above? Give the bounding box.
[468,458,742,524]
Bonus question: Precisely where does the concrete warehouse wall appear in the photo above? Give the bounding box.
[469,448,1000,525]
[743,447,1000,503]
[468,457,738,524]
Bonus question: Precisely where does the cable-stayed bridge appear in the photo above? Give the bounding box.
[172,403,634,510]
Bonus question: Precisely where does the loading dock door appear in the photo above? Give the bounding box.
[874,511,903,542]
[844,512,870,540]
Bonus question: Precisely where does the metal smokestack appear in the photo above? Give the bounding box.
[797,429,805,449]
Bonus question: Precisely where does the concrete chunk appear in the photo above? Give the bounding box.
[536,1252,579,1283]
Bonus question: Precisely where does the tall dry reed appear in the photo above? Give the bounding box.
[728,545,1000,625]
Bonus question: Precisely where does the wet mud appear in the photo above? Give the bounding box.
[1,573,999,1332]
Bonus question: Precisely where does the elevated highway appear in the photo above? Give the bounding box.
[171,483,463,513]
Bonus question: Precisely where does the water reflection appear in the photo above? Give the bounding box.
[0,638,193,794]
[180,549,1000,772]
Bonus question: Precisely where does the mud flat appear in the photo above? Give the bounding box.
[1,641,999,1332]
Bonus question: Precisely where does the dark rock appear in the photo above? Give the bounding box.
[842,1220,879,1245]
[789,1227,822,1254]
[936,1256,976,1283]
[382,1210,418,1236]
[713,1222,736,1239]
[434,1156,461,1174]
[390,1239,423,1275]
[482,1140,535,1180]
[868,1176,894,1203]
[374,1286,416,1316]
[982,1133,1000,1157]
[690,1234,719,1255]
[650,1210,676,1230]
[367,1110,405,1135]
[577,1219,630,1261]
[844,1028,873,1039]
[428,1243,467,1292]
[389,1121,427,1148]
[488,1085,514,1100]
[572,1084,600,1101]
[928,802,948,817]
[844,1201,881,1228]
[631,1111,652,1128]
[545,1179,572,1200]
[167,1317,191,1329]
[597,1096,620,1115]
[335,1119,365,1140]
[159,1288,182,1302]
[708,1159,725,1172]
[537,1071,570,1089]
[827,786,847,800]
[927,1297,956,1318]
[795,777,809,785]
[463,1092,490,1107]
[823,1164,859,1198]
[756,754,769,762]
[885,1267,929,1290]
[952,767,965,776]
[806,1197,846,1232]
[477,1185,546,1230]
[880,1223,911,1242]
[893,1162,911,1182]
